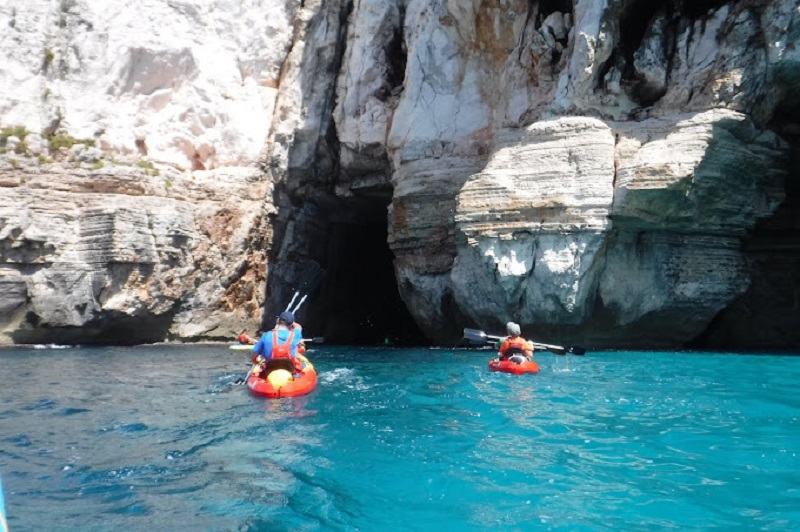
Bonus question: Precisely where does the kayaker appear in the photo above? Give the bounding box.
[496,322,534,364]
[252,311,305,375]
[237,330,257,345]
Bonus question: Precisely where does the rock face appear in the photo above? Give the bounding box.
[314,0,799,348]
[0,0,293,343]
[1,0,799,348]
[0,161,271,344]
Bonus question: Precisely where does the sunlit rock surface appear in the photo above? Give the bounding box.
[0,0,294,343]
[0,0,293,170]
[364,0,797,347]
[0,160,271,344]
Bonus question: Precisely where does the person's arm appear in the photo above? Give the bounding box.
[525,339,534,359]
[496,337,508,358]
[499,337,511,351]
[290,330,303,357]
[253,331,271,357]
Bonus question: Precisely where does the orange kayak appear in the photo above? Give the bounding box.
[246,355,317,398]
[488,357,539,375]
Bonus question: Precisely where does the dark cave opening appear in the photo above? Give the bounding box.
[618,0,730,55]
[270,191,429,347]
[307,198,429,347]
[619,0,667,50]
[385,4,407,93]
[676,0,730,21]
[612,0,733,108]
[319,217,429,346]
[692,100,800,349]
[614,0,673,107]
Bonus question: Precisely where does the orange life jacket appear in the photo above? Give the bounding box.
[271,328,295,359]
[271,328,304,373]
[499,336,533,358]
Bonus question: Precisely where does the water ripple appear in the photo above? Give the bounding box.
[0,346,798,530]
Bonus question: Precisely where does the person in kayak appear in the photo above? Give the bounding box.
[237,330,257,344]
[496,322,534,364]
[252,311,305,376]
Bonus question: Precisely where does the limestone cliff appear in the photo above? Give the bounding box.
[1,0,798,348]
[0,0,291,343]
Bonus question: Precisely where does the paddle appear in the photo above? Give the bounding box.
[232,262,326,385]
[234,363,260,386]
[462,328,586,356]
[285,260,326,315]
[232,262,325,351]
[230,337,326,350]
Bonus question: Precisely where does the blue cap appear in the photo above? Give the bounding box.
[278,311,295,324]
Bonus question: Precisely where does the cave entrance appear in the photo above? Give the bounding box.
[312,196,429,346]
[694,97,800,349]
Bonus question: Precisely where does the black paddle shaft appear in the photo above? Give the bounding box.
[461,328,586,356]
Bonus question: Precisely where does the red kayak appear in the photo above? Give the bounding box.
[488,357,539,374]
[246,355,317,398]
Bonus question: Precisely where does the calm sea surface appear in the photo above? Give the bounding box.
[0,345,798,531]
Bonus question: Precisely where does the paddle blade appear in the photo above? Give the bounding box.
[462,328,490,345]
[568,346,586,355]
[229,344,255,351]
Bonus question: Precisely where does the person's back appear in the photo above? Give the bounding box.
[269,327,296,359]
[253,311,304,374]
[497,321,534,363]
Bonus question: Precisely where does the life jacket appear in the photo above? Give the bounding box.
[499,336,532,358]
[271,328,304,373]
[271,328,295,359]
[238,334,250,344]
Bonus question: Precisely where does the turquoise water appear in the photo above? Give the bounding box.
[0,345,798,531]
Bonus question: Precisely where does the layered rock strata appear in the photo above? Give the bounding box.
[0,0,294,343]
[0,160,270,344]
[330,0,799,347]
